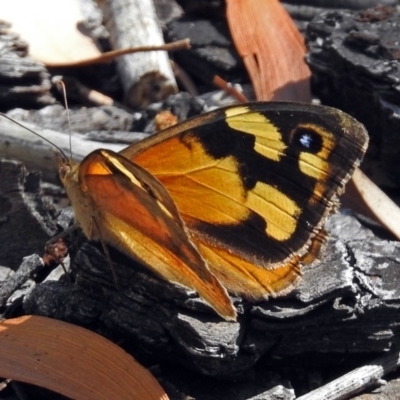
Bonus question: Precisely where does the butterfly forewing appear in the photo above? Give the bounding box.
[61,149,236,321]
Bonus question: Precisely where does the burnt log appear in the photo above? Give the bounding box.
[0,160,57,269]
[306,6,400,184]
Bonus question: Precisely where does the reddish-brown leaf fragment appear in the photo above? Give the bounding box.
[0,315,169,400]
[226,0,311,102]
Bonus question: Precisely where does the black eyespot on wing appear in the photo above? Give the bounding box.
[291,127,323,154]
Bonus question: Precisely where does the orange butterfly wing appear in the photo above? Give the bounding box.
[121,102,368,299]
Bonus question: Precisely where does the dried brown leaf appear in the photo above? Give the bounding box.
[226,0,311,102]
[0,315,169,400]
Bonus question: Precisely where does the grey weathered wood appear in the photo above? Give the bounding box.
[297,349,400,400]
[351,377,400,399]
[0,108,126,182]
[249,386,295,400]
[0,255,43,307]
[96,0,178,109]
[0,161,57,269]
[6,104,139,134]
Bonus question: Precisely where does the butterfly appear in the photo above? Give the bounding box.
[56,102,369,321]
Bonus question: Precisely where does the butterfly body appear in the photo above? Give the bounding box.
[57,102,368,320]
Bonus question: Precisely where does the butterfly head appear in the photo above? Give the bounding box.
[55,151,80,193]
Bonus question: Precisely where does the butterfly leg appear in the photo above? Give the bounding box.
[44,224,79,282]
[46,223,79,245]
[43,239,70,282]
[91,217,120,289]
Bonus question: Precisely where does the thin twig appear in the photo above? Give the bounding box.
[212,75,249,103]
[297,349,400,400]
[45,39,191,67]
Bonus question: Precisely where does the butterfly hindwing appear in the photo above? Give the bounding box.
[121,102,368,299]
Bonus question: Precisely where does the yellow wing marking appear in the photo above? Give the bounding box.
[225,107,287,161]
[246,182,300,241]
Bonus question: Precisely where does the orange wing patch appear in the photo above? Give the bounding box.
[192,233,302,299]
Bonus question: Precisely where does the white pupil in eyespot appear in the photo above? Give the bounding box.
[299,133,312,148]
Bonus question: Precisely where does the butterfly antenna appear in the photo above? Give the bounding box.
[53,77,73,161]
[0,113,69,163]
